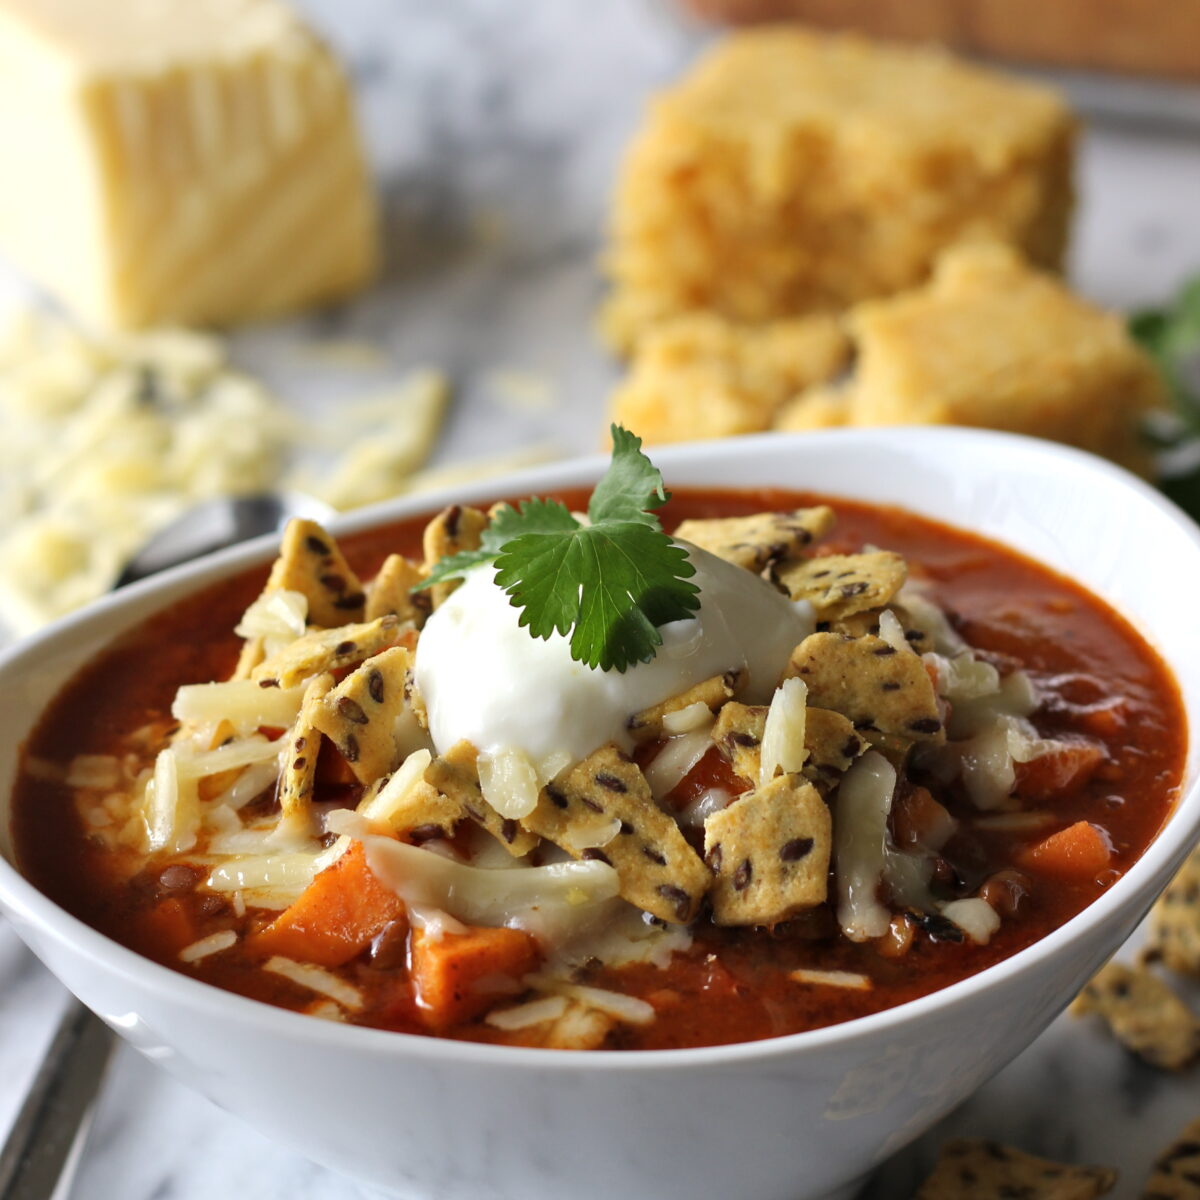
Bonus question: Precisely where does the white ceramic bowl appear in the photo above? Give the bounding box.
[1,428,1198,1200]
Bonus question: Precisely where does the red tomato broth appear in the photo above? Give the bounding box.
[10,487,1186,1050]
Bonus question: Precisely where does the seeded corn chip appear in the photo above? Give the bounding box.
[1144,1116,1200,1199]
[278,673,334,839]
[916,1139,1117,1200]
[522,743,709,924]
[266,520,365,629]
[787,632,945,743]
[802,707,867,782]
[778,552,907,622]
[360,774,463,843]
[366,554,429,626]
[703,774,831,926]
[1071,961,1200,1071]
[627,671,740,743]
[673,508,835,574]
[422,504,489,608]
[713,702,766,784]
[251,617,400,689]
[311,647,413,785]
[424,741,539,857]
[1145,850,1200,977]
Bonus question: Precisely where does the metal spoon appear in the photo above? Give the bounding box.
[1,489,332,1200]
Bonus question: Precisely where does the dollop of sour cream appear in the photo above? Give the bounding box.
[414,542,814,775]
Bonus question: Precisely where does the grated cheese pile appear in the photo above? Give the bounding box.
[0,309,451,632]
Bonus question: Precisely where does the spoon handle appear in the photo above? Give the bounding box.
[0,999,115,1200]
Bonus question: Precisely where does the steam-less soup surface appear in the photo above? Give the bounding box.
[12,487,1184,1050]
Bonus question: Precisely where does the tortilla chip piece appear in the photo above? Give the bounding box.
[424,741,539,857]
[703,774,831,925]
[712,701,767,784]
[627,671,741,743]
[1144,850,1200,976]
[1071,961,1200,1071]
[310,647,413,785]
[778,552,907,621]
[251,617,400,689]
[714,702,864,789]
[266,519,366,628]
[230,636,265,681]
[917,1139,1117,1200]
[786,632,945,743]
[422,504,489,608]
[673,508,835,574]
[365,554,430,626]
[278,673,334,839]
[802,707,868,781]
[522,743,709,924]
[1144,1116,1200,1199]
[360,775,464,842]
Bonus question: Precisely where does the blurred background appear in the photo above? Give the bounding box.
[0,0,1198,1195]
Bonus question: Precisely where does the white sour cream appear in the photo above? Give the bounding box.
[414,542,813,773]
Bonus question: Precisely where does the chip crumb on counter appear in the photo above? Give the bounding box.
[1144,849,1200,977]
[1142,1115,1200,1199]
[915,1138,1118,1199]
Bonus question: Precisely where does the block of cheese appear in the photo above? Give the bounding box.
[0,0,379,328]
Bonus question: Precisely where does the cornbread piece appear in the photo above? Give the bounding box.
[787,632,945,743]
[609,312,848,444]
[674,507,835,574]
[600,29,1074,352]
[278,674,334,838]
[777,245,1165,474]
[266,520,365,629]
[916,1138,1117,1199]
[626,672,739,743]
[311,647,413,784]
[704,775,832,925]
[1144,1117,1200,1199]
[1144,849,1200,976]
[522,744,710,925]
[424,742,539,858]
[0,0,377,328]
[778,552,907,621]
[252,616,400,689]
[1071,962,1200,1071]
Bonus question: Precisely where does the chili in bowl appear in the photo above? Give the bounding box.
[0,428,1196,1200]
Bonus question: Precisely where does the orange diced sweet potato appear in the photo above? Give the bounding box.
[410,924,542,1031]
[1018,820,1113,879]
[1014,742,1105,802]
[248,841,406,968]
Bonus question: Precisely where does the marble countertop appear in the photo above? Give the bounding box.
[2,1,1200,1197]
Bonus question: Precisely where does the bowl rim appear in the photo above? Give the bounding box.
[2,425,1198,1072]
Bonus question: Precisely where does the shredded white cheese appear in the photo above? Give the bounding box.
[485,995,570,1031]
[790,968,873,991]
[65,755,122,790]
[357,749,433,828]
[478,745,541,819]
[940,898,1001,945]
[759,676,808,787]
[179,930,237,963]
[642,730,712,798]
[233,590,308,641]
[661,701,713,735]
[264,956,364,1010]
[171,681,305,733]
[833,751,896,942]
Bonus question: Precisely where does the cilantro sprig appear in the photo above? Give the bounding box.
[418,426,699,672]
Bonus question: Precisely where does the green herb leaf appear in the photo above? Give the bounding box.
[413,425,700,671]
[1131,277,1200,432]
[494,522,698,672]
[420,497,579,589]
[587,425,671,526]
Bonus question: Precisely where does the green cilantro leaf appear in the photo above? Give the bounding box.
[413,425,700,671]
[587,425,671,526]
[420,497,579,589]
[494,522,698,672]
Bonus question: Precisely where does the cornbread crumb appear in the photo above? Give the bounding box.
[609,312,848,444]
[777,244,1165,473]
[600,28,1074,354]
